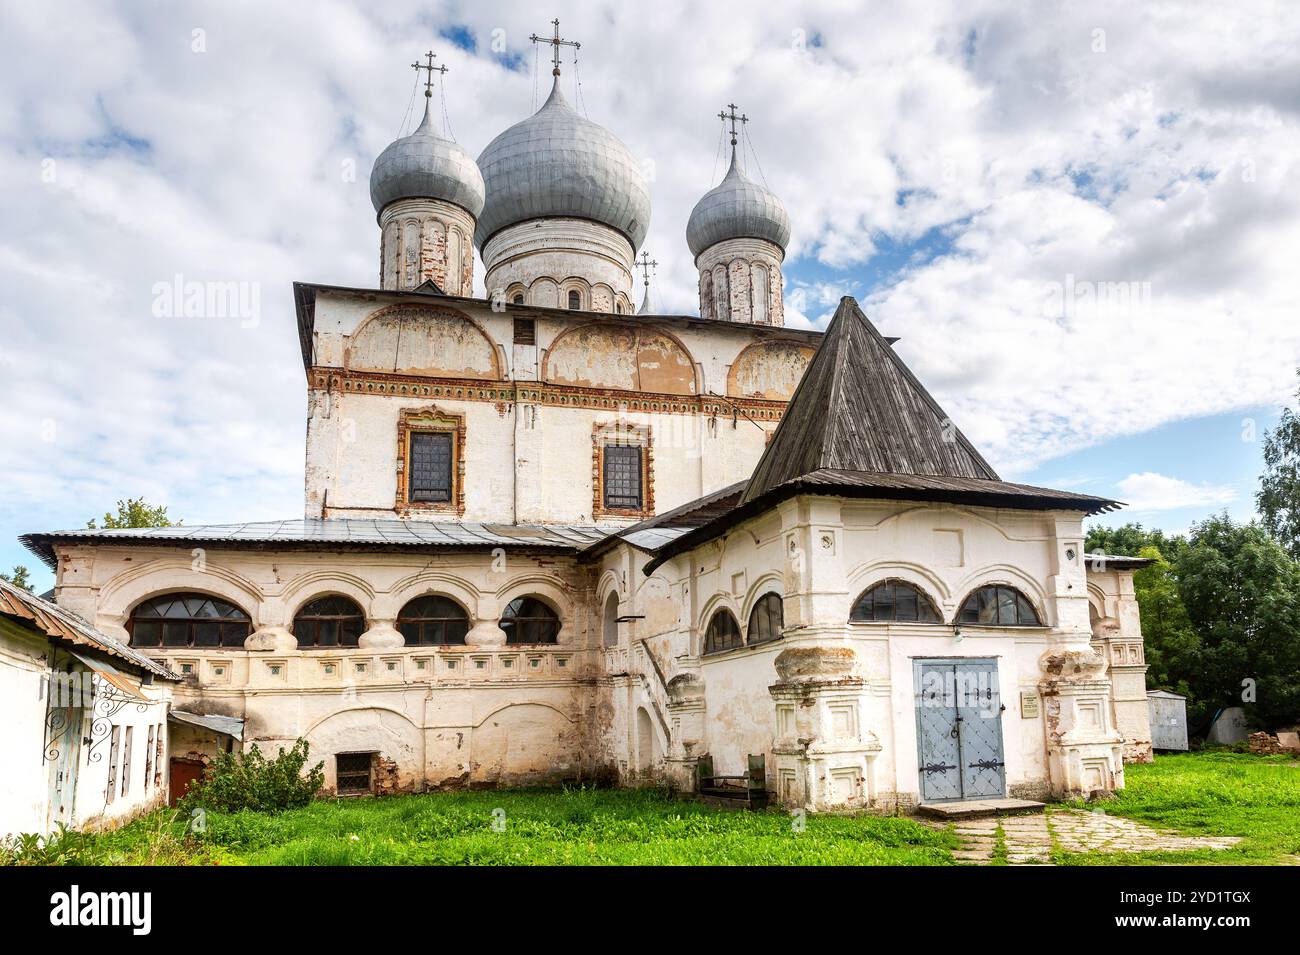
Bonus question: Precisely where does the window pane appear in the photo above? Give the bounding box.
[603,446,642,509]
[192,622,220,648]
[1016,594,1038,625]
[162,621,190,647]
[875,583,895,621]
[977,588,998,624]
[132,622,161,647]
[996,588,1018,625]
[895,585,918,621]
[410,432,453,502]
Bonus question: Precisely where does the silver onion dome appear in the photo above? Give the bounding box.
[686,152,790,260]
[370,101,486,218]
[475,76,651,250]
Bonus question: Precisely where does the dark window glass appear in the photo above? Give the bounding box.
[128,593,251,649]
[567,289,581,309]
[512,294,525,306]
[958,586,1041,626]
[500,597,560,645]
[409,431,453,503]
[603,445,643,510]
[849,580,942,623]
[747,593,784,645]
[703,609,742,655]
[294,596,365,649]
[397,596,469,646]
[513,316,534,342]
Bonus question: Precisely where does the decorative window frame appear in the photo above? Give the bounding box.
[592,421,654,520]
[395,405,466,516]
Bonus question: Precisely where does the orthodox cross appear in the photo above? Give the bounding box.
[637,251,658,289]
[719,103,748,147]
[411,51,447,99]
[530,18,580,76]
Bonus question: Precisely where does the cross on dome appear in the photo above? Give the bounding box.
[411,50,448,99]
[530,18,580,76]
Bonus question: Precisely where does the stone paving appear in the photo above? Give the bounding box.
[934,809,1241,865]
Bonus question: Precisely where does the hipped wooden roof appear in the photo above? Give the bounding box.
[742,296,999,504]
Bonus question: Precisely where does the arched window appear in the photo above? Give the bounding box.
[512,293,525,305]
[397,596,469,645]
[615,301,624,314]
[747,592,783,645]
[128,594,251,649]
[703,609,742,655]
[567,289,581,310]
[850,579,942,623]
[294,596,365,648]
[958,585,1041,627]
[500,597,560,644]
[602,592,620,647]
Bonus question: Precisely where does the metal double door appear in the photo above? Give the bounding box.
[914,659,1006,801]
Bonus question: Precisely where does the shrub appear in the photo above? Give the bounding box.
[183,738,324,814]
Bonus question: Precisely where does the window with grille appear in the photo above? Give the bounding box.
[513,317,534,343]
[500,597,560,644]
[603,445,643,510]
[336,753,372,794]
[294,596,365,648]
[747,593,784,645]
[409,431,453,502]
[703,609,742,655]
[958,585,1041,626]
[397,595,469,646]
[567,289,581,309]
[128,594,252,648]
[850,580,943,623]
[512,293,525,306]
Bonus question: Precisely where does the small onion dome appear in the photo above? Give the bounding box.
[369,101,486,218]
[475,76,651,251]
[686,152,790,260]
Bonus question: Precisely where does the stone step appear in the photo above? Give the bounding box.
[916,798,1046,820]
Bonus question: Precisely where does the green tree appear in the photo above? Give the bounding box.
[1258,381,1300,560]
[1129,545,1198,697]
[87,497,179,530]
[1174,514,1300,729]
[1085,522,1186,563]
[0,566,33,591]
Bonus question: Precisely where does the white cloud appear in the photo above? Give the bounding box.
[1115,472,1237,511]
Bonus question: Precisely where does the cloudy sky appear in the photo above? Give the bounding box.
[2,0,1298,590]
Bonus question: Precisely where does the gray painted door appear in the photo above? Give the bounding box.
[915,659,1006,802]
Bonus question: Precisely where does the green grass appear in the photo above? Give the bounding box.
[10,753,1297,866]
[1055,752,1300,865]
[40,787,957,866]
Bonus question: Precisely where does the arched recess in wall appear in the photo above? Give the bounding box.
[602,592,620,647]
[542,323,698,394]
[347,303,502,379]
[727,340,815,400]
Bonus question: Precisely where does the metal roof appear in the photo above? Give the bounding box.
[370,100,485,217]
[476,76,651,250]
[0,577,178,681]
[170,710,245,740]
[687,151,790,259]
[22,518,613,568]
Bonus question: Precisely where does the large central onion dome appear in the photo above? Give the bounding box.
[475,77,651,250]
[370,102,485,218]
[686,152,790,261]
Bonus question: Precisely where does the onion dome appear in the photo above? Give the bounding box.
[686,152,790,260]
[370,101,485,218]
[475,76,651,250]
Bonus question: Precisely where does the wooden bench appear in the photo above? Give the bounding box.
[696,754,769,810]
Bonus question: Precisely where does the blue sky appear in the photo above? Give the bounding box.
[2,1,1298,593]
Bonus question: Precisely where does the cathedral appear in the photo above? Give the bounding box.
[21,31,1153,813]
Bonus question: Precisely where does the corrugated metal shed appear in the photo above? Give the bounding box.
[1147,690,1189,751]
